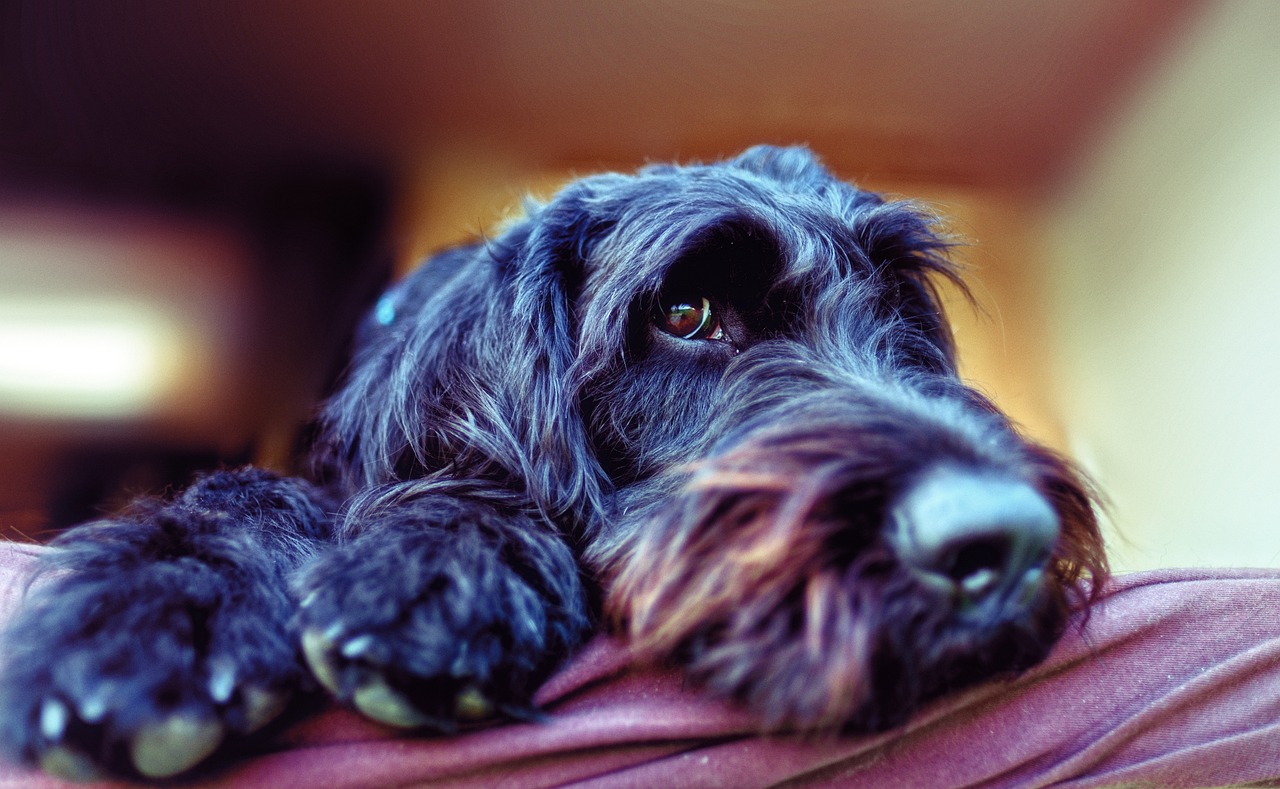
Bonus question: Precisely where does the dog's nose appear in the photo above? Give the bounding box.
[888,467,1059,613]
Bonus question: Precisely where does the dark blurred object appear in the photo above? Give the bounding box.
[0,4,395,538]
[0,169,392,536]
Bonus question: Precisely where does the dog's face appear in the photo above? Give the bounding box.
[319,145,1107,733]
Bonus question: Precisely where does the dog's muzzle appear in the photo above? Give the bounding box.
[602,367,1097,732]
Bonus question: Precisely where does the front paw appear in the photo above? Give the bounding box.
[0,555,299,780]
[294,518,589,730]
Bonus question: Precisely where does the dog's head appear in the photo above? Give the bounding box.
[316,145,1107,732]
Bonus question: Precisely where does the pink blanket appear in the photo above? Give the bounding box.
[2,541,1279,788]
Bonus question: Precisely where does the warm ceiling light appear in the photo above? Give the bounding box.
[0,300,183,419]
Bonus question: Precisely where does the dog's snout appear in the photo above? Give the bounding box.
[889,467,1059,612]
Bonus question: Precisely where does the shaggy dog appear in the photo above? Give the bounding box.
[0,146,1106,780]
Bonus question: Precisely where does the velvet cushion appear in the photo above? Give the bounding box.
[2,542,1279,788]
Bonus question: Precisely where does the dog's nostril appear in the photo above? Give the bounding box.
[941,538,1008,594]
[888,467,1059,608]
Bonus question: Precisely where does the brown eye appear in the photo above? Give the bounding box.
[658,296,723,340]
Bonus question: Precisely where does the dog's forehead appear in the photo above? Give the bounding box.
[603,157,860,227]
[573,159,875,285]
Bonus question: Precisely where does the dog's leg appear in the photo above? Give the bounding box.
[0,467,332,780]
[293,481,590,730]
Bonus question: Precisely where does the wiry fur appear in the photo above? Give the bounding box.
[0,146,1106,779]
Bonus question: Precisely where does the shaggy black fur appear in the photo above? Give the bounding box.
[0,146,1106,779]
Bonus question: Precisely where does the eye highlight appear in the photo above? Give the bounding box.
[657,296,724,341]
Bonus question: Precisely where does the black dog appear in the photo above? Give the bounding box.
[0,146,1107,780]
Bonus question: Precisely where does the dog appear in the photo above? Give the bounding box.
[0,146,1107,780]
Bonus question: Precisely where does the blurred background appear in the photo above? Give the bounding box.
[0,0,1276,572]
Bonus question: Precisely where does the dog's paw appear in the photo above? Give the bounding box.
[294,518,588,730]
[0,557,299,780]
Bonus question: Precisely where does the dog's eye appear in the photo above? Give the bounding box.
[657,296,724,341]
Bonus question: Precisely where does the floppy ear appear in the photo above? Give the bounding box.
[848,196,961,374]
[314,185,610,527]
[502,184,616,520]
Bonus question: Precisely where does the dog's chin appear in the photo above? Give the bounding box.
[609,533,1069,734]
[602,428,1089,734]
[859,576,1069,730]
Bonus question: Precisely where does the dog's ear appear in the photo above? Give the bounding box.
[314,185,610,526]
[850,197,962,373]
[501,185,615,520]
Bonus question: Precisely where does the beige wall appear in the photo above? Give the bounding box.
[1043,0,1280,572]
